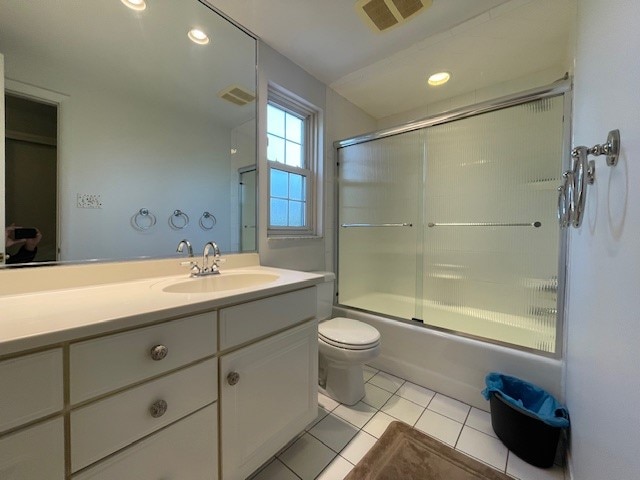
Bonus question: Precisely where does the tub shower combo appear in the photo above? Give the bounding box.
[335,81,571,376]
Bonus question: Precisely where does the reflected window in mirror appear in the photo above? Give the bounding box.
[267,86,319,237]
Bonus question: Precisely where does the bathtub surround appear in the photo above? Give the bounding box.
[334,306,563,412]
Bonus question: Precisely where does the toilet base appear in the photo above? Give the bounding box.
[322,362,366,406]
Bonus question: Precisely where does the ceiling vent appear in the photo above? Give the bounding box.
[218,85,256,106]
[356,0,432,32]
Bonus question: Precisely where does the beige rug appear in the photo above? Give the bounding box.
[344,421,512,480]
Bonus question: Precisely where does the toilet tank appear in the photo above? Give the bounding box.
[313,271,336,320]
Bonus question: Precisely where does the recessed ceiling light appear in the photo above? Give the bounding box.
[120,0,146,11]
[428,71,451,86]
[188,28,210,45]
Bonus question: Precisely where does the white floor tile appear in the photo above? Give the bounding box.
[362,365,379,382]
[316,455,354,480]
[249,459,299,480]
[309,413,359,453]
[362,411,399,438]
[380,395,425,425]
[465,407,497,438]
[428,393,471,423]
[396,381,435,407]
[332,401,378,429]
[414,409,463,447]
[306,406,330,430]
[506,453,565,480]
[278,433,336,480]
[340,430,378,465]
[368,371,405,393]
[456,426,508,471]
[318,392,340,412]
[361,382,394,409]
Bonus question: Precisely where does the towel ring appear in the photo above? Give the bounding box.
[132,208,157,231]
[169,209,190,230]
[199,212,217,230]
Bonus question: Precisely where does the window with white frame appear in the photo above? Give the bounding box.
[267,88,318,236]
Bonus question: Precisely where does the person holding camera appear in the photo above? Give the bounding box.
[4,224,42,264]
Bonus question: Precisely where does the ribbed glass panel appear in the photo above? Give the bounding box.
[338,130,424,320]
[421,96,564,352]
[337,96,565,354]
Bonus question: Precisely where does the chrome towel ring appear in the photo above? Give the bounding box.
[559,129,620,228]
[132,208,157,231]
[199,212,217,230]
[169,210,190,230]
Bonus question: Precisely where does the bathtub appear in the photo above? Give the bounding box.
[333,305,564,411]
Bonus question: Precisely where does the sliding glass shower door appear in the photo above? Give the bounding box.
[337,93,566,354]
[338,130,425,320]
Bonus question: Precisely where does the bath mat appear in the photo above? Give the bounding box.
[344,421,511,480]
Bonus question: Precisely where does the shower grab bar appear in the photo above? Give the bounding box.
[340,223,413,228]
[428,222,542,228]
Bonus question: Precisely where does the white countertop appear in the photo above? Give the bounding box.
[0,265,323,357]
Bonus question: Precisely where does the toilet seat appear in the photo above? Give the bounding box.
[319,317,380,350]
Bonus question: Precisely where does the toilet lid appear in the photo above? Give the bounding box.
[319,317,380,348]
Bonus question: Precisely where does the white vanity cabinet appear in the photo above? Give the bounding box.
[219,288,318,480]
[0,349,65,480]
[0,274,320,480]
[68,311,218,477]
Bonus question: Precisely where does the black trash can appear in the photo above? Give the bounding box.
[483,373,570,468]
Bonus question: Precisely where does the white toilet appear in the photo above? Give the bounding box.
[316,272,381,406]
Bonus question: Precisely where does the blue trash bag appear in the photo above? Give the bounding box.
[482,372,570,428]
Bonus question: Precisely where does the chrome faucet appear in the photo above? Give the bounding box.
[202,241,222,275]
[176,239,201,276]
[176,239,223,276]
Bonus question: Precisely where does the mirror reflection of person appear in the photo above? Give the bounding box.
[4,225,43,264]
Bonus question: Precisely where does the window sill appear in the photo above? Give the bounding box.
[267,235,323,242]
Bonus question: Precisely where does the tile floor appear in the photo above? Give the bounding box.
[249,366,566,480]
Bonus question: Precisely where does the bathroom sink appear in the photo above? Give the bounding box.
[161,271,280,294]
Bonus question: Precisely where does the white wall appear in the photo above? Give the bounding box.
[566,1,640,479]
[4,53,233,261]
[257,42,376,272]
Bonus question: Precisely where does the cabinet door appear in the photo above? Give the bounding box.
[0,417,64,480]
[220,321,318,480]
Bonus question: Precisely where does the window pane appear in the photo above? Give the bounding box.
[286,141,302,167]
[286,112,303,144]
[267,134,285,163]
[270,198,288,226]
[267,104,285,137]
[289,173,305,201]
[270,168,288,198]
[288,200,305,227]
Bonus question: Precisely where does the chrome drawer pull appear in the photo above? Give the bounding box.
[149,399,168,418]
[150,344,168,361]
[227,371,240,386]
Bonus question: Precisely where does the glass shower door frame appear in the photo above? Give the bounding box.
[334,79,572,358]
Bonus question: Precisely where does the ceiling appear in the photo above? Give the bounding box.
[208,0,576,120]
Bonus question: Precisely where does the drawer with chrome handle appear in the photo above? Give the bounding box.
[70,312,217,404]
[70,358,217,472]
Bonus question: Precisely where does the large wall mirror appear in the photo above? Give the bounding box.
[0,0,257,267]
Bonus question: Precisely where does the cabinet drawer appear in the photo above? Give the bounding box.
[0,417,65,480]
[0,348,63,433]
[70,358,217,472]
[70,312,217,404]
[219,287,316,350]
[74,404,217,480]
